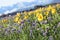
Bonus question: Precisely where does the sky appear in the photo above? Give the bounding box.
[0,0,60,15]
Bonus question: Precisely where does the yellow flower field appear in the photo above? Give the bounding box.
[0,4,60,40]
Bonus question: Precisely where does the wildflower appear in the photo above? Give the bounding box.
[2,19,8,23]
[47,5,52,11]
[30,30,33,37]
[43,32,46,36]
[47,17,52,21]
[24,15,28,20]
[49,36,53,40]
[16,13,20,17]
[51,8,56,14]
[44,11,49,16]
[0,26,3,28]
[56,4,60,8]
[36,13,40,17]
[35,10,39,13]
[37,14,43,21]
[35,8,42,13]
[32,22,36,26]
[14,17,19,22]
[28,12,33,15]
[17,19,22,24]
[41,7,45,10]
[44,16,47,19]
[24,11,28,15]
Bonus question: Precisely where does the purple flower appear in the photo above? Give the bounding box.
[43,32,46,36]
[11,28,16,32]
[30,30,33,37]
[47,17,52,21]
[32,22,36,26]
[21,21,24,24]
[19,25,24,29]
[4,28,11,35]
[0,26,4,28]
[5,28,10,31]
[16,30,21,33]
[49,36,53,40]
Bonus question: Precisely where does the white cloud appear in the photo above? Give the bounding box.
[0,0,35,14]
[4,8,18,15]
[9,8,18,13]
[0,0,34,7]
[0,0,60,15]
[0,0,60,8]
[4,11,10,14]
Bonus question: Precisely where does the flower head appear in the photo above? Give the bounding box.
[17,19,22,24]
[44,11,49,16]
[51,8,56,14]
[37,14,43,21]
[47,5,52,11]
[24,15,28,20]
[14,17,19,22]
[2,19,8,23]
[16,13,21,17]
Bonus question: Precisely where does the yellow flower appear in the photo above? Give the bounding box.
[36,13,39,16]
[17,19,22,24]
[24,15,28,20]
[44,11,49,16]
[35,8,42,13]
[28,12,33,15]
[37,14,43,21]
[2,19,8,23]
[56,4,60,8]
[47,5,52,11]
[51,8,56,14]
[24,11,28,15]
[41,7,45,10]
[16,13,20,17]
[14,17,19,22]
[44,16,47,19]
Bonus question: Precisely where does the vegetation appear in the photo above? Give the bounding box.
[0,4,60,40]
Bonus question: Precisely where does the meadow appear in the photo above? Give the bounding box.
[0,3,60,40]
